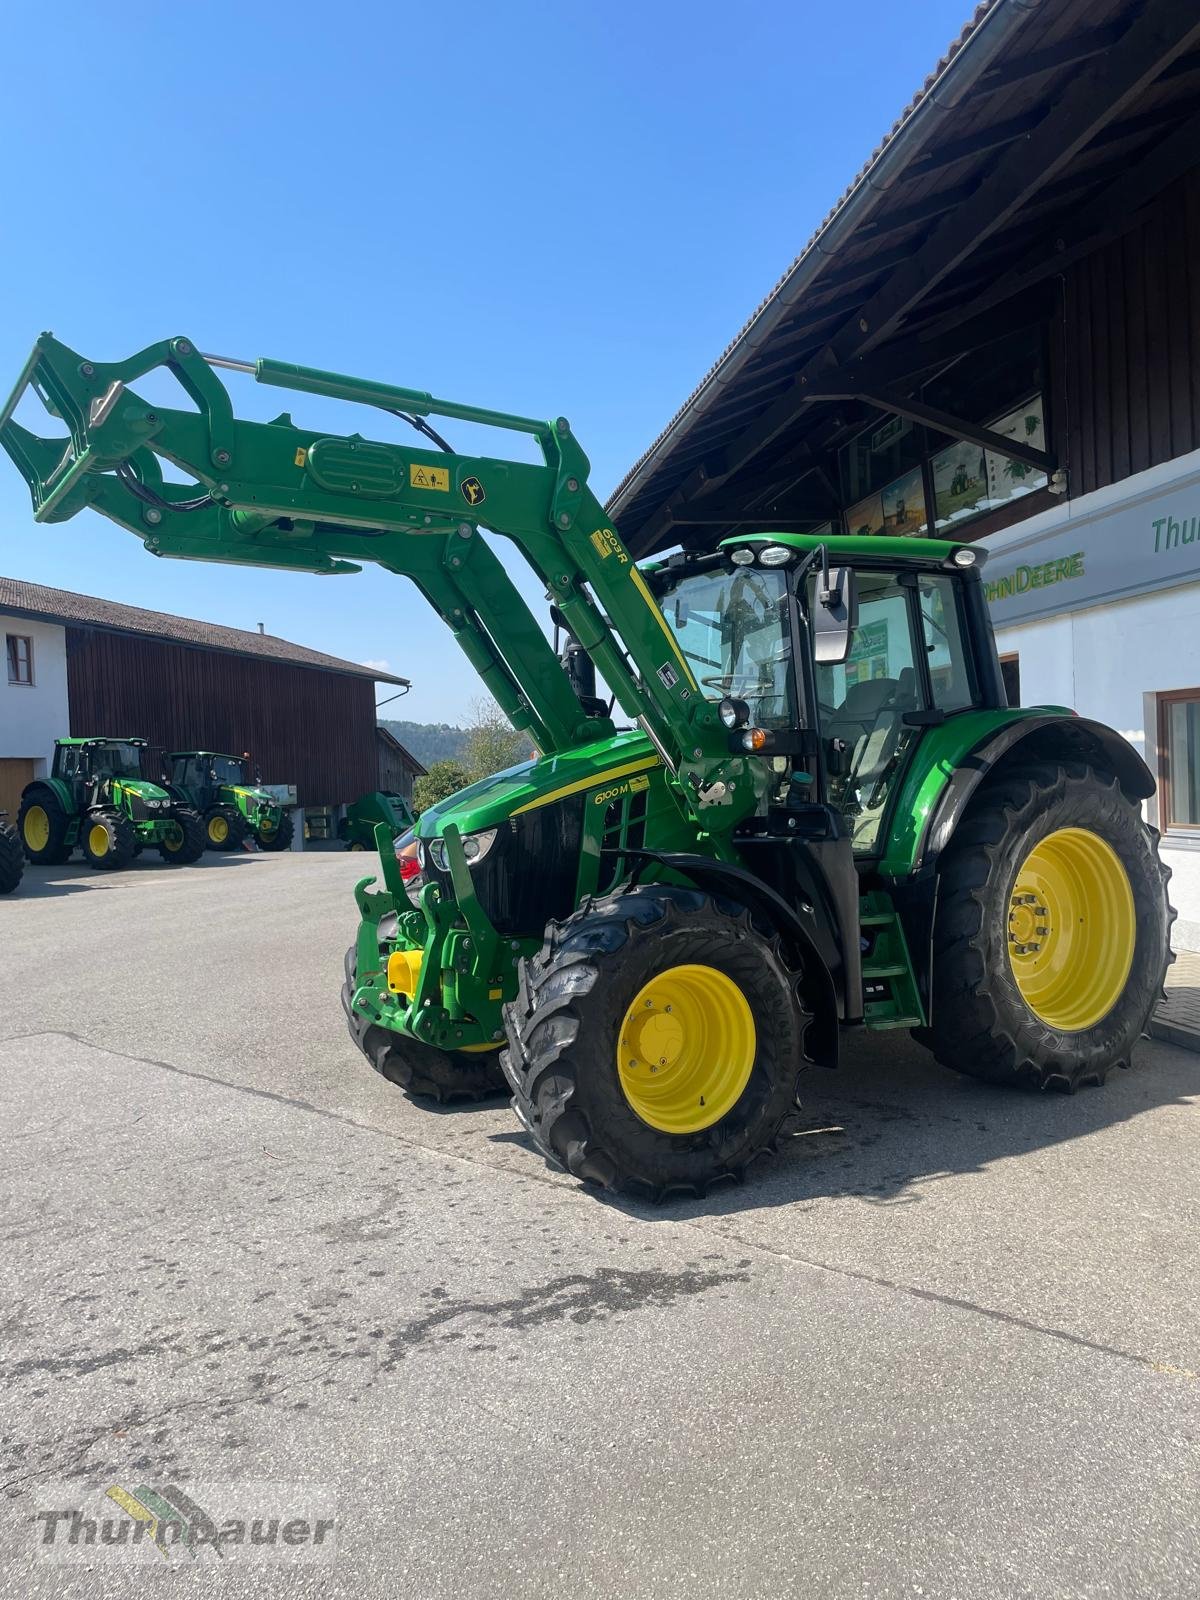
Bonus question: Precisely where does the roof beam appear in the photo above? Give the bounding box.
[973,23,1125,94]
[799,386,1055,475]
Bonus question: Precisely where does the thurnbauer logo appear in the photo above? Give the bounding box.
[34,1483,336,1562]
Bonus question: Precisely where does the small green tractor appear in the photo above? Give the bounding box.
[0,813,23,894]
[1,334,1174,1197]
[163,750,294,852]
[18,737,205,870]
[338,791,414,852]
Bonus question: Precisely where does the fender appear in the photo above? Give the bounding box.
[620,848,841,1068]
[21,776,74,813]
[918,714,1155,871]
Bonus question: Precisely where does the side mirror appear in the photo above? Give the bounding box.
[813,566,858,664]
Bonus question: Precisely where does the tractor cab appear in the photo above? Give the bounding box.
[53,737,152,810]
[650,532,1002,860]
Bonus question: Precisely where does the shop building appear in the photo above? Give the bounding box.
[608,0,1200,948]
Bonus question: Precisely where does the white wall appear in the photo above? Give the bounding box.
[0,614,68,773]
[995,582,1200,951]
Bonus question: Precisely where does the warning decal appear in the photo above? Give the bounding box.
[410,464,451,492]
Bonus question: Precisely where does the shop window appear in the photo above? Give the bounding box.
[6,634,33,685]
[930,394,1047,533]
[1159,690,1200,830]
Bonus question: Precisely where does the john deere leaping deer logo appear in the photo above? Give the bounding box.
[460,476,486,507]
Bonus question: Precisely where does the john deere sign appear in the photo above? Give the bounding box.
[981,456,1200,626]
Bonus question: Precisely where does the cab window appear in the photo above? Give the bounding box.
[918,576,976,713]
[812,572,922,855]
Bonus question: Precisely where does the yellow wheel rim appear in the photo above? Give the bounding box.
[88,823,111,857]
[259,818,277,837]
[162,823,183,852]
[617,963,756,1134]
[1007,827,1136,1031]
[208,815,229,844]
[23,806,50,851]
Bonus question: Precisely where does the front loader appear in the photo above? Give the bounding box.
[19,737,205,870]
[164,750,293,852]
[1,333,1173,1196]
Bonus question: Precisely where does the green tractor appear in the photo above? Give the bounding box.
[163,750,294,852]
[338,791,414,852]
[1,334,1174,1197]
[0,813,24,894]
[18,737,205,870]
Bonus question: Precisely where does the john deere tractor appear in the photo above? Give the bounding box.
[164,750,293,852]
[1,334,1173,1197]
[338,791,414,851]
[18,737,205,870]
[0,814,23,894]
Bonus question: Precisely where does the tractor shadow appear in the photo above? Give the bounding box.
[492,1026,1200,1220]
[8,851,267,898]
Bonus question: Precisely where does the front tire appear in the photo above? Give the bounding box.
[0,820,24,894]
[503,886,812,1198]
[920,761,1173,1091]
[341,946,507,1102]
[158,806,206,865]
[81,810,136,871]
[256,811,295,852]
[204,805,248,852]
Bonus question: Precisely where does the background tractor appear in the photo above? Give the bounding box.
[17,737,205,870]
[0,813,23,894]
[338,791,414,852]
[164,750,294,852]
[1,334,1174,1198]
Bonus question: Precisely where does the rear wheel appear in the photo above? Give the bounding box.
[256,811,294,852]
[341,946,507,1102]
[503,885,812,1198]
[920,761,1173,1091]
[18,790,72,865]
[158,806,206,865]
[81,810,135,871]
[204,805,248,852]
[0,819,24,893]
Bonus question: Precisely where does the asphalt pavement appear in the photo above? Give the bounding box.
[1,851,1197,1598]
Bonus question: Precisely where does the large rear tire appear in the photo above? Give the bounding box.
[256,811,295,852]
[0,820,24,894]
[919,761,1173,1091]
[204,805,248,853]
[503,885,812,1199]
[18,789,73,865]
[340,946,507,1103]
[158,807,206,865]
[81,810,136,872]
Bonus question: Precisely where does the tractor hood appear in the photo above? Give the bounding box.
[117,778,171,805]
[230,785,277,809]
[416,729,661,838]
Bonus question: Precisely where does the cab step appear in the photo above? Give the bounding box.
[859,889,925,1029]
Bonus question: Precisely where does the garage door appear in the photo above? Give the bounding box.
[0,759,37,821]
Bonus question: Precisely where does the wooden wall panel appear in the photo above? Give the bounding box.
[1065,169,1200,497]
[65,631,377,807]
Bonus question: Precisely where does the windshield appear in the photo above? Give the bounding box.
[94,743,145,780]
[211,757,251,785]
[657,567,795,729]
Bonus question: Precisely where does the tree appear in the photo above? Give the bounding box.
[413,760,472,815]
[460,698,529,782]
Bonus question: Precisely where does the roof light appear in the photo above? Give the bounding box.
[729,548,755,566]
[952,548,977,567]
[757,545,792,567]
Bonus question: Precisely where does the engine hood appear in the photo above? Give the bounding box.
[415,729,661,838]
[118,779,171,804]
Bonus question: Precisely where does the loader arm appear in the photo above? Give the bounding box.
[2,334,748,827]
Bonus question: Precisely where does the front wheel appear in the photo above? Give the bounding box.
[81,810,136,871]
[0,821,24,894]
[158,807,206,865]
[919,761,1173,1091]
[503,886,812,1198]
[256,811,294,852]
[341,946,507,1102]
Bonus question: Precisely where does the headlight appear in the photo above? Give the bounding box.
[756,544,792,567]
[718,695,751,729]
[427,828,498,873]
[952,547,977,567]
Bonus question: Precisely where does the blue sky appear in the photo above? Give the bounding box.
[0,0,971,723]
